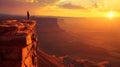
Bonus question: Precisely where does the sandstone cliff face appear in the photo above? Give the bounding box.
[0,20,37,67]
[0,20,111,67]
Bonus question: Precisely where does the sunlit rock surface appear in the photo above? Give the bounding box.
[0,20,37,67]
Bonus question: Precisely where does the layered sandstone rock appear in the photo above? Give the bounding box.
[0,20,37,67]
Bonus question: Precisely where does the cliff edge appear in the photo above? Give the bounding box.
[0,20,37,67]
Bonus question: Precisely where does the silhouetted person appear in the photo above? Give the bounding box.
[27,11,30,20]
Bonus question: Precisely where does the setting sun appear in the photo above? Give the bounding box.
[107,11,115,19]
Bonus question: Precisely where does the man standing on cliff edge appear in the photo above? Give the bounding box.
[27,11,30,20]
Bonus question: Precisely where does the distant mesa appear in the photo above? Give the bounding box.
[34,17,64,32]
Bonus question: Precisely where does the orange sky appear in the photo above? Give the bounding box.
[0,0,120,17]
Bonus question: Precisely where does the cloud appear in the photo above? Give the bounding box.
[19,0,60,6]
[0,0,61,14]
[90,0,105,8]
[0,0,38,14]
[0,0,61,8]
[92,3,99,8]
[59,3,86,9]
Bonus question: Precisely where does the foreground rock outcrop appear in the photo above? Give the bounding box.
[0,20,111,67]
[0,20,37,67]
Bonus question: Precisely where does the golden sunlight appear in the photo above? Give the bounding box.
[107,11,115,19]
[24,0,38,3]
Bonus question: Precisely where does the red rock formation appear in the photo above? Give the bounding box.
[0,20,37,67]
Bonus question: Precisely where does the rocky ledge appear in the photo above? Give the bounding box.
[0,20,37,67]
[0,20,36,46]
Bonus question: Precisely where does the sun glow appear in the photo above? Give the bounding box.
[107,11,115,19]
[23,0,38,3]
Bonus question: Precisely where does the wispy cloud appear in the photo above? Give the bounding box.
[59,2,85,9]
[19,0,61,6]
[0,0,39,14]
